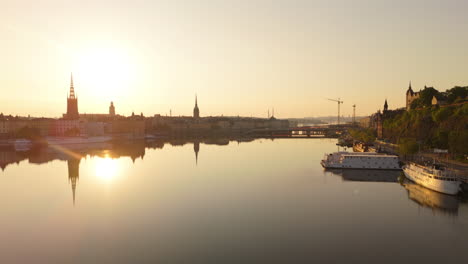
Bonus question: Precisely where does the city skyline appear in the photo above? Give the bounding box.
[2,0,468,118]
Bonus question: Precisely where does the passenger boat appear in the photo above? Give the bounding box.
[403,162,461,195]
[321,152,400,170]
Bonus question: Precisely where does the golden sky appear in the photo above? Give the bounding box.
[1,0,468,118]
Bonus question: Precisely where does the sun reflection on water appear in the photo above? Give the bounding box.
[94,156,120,182]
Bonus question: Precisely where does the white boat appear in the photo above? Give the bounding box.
[46,136,112,146]
[321,152,400,170]
[403,162,461,195]
[14,139,32,151]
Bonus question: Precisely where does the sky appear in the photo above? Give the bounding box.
[1,0,468,118]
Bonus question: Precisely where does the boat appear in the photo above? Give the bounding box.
[353,142,375,152]
[402,162,461,195]
[14,139,32,151]
[46,136,112,146]
[321,152,400,170]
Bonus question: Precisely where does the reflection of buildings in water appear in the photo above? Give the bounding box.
[67,158,81,205]
[107,142,145,163]
[402,180,459,216]
[0,150,26,171]
[194,141,200,165]
[328,169,401,183]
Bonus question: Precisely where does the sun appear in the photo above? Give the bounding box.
[73,45,137,99]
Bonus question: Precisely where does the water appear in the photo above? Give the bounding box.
[1,139,467,263]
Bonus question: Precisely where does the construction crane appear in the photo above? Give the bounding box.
[352,104,356,124]
[327,98,344,125]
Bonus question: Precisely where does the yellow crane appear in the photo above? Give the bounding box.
[327,98,344,125]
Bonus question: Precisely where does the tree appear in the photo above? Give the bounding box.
[446,86,468,104]
[398,138,419,155]
[16,126,40,139]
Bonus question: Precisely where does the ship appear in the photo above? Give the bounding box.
[321,152,400,170]
[402,162,461,195]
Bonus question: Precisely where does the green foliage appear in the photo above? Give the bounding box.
[398,138,419,155]
[410,87,440,109]
[448,130,468,156]
[446,86,468,104]
[431,107,452,123]
[382,101,467,156]
[349,128,376,143]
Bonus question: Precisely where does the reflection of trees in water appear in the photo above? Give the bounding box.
[401,179,460,216]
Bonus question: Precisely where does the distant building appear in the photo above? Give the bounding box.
[406,82,421,110]
[54,119,84,136]
[109,101,116,116]
[431,95,447,106]
[30,118,55,136]
[193,95,200,118]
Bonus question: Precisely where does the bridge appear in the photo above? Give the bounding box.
[244,125,352,138]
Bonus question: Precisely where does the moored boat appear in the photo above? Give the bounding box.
[403,162,461,195]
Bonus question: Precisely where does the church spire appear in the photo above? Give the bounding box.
[69,73,76,99]
[193,94,200,118]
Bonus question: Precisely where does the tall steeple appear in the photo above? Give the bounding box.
[69,73,76,99]
[193,94,200,118]
[384,99,388,112]
[66,73,79,119]
[406,81,414,95]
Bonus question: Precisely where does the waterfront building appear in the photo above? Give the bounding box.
[54,119,84,136]
[110,119,145,139]
[30,118,55,136]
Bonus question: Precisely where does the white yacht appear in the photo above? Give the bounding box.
[321,152,400,170]
[403,162,461,195]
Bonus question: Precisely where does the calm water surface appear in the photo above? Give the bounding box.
[1,139,467,263]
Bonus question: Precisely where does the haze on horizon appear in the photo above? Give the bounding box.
[1,0,468,118]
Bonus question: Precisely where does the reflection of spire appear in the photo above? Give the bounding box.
[67,158,81,206]
[194,142,200,165]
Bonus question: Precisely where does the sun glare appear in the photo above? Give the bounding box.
[73,46,136,98]
[95,157,120,182]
